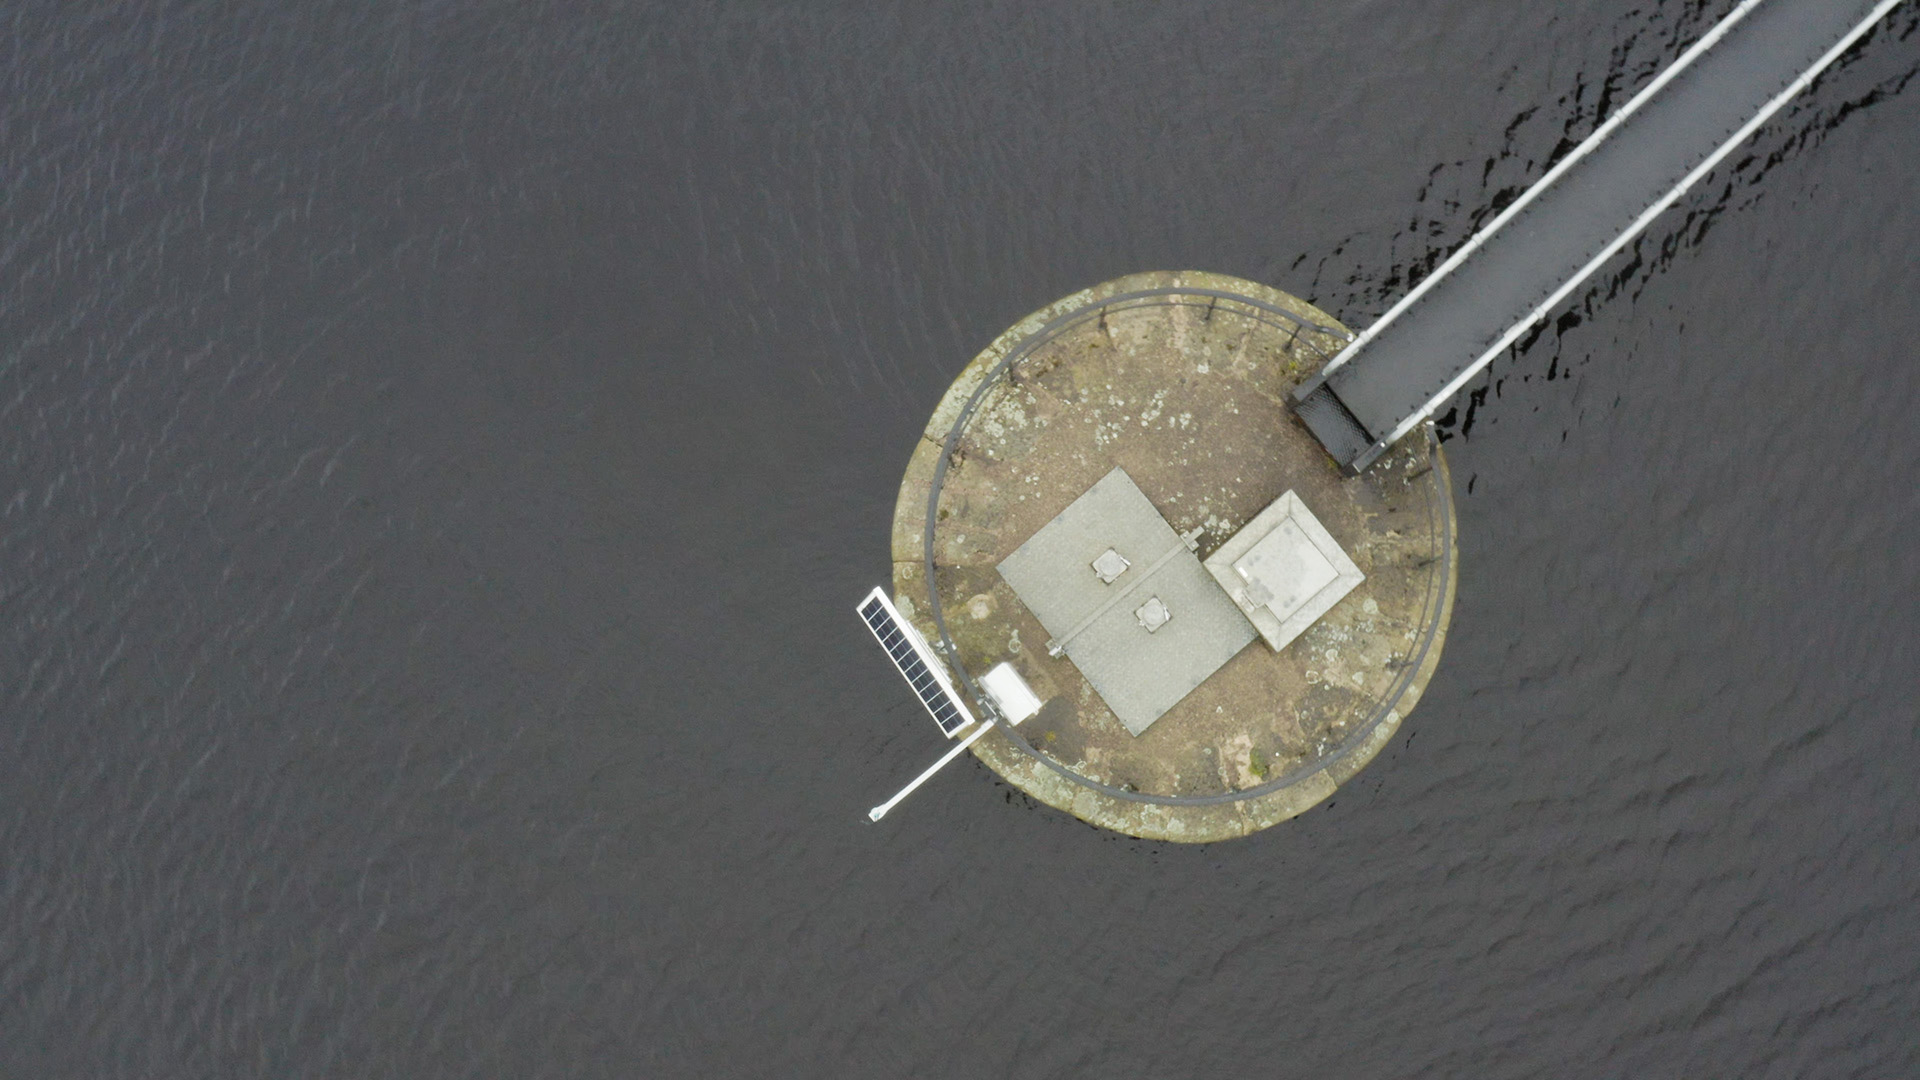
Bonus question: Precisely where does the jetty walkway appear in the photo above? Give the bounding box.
[1294,0,1907,473]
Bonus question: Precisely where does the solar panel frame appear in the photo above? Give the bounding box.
[857,587,977,737]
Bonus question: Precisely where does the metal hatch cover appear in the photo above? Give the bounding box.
[996,468,1255,736]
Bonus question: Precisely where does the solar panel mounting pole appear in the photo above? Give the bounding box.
[867,718,999,822]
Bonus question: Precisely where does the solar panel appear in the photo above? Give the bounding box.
[856,587,976,737]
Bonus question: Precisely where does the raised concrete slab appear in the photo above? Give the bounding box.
[997,467,1255,735]
[1205,491,1364,654]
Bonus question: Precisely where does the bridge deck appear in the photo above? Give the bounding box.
[1294,0,1900,473]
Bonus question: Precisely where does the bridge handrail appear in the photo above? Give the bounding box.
[1309,0,1769,388]
[1374,0,1908,449]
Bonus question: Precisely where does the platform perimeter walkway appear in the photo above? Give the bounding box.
[1294,0,1903,473]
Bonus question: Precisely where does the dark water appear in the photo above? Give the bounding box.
[4,2,1917,1076]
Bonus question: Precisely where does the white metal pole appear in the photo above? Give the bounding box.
[868,719,998,822]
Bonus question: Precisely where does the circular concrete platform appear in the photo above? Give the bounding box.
[889,271,1456,842]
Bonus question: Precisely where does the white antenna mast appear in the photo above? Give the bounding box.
[868,718,1002,822]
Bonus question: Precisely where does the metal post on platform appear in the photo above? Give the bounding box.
[867,718,999,822]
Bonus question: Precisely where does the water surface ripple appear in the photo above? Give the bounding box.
[3,2,1917,1076]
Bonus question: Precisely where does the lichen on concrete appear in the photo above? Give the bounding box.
[891,271,1457,842]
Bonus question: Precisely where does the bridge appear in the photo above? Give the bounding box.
[1293,0,1907,474]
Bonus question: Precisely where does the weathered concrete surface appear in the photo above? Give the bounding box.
[891,271,1456,842]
